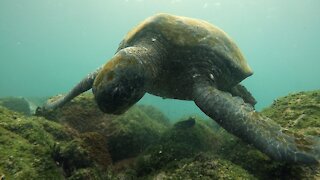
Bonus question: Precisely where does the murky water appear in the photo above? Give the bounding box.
[1,0,319,120]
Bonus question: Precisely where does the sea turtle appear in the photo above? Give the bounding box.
[39,13,319,164]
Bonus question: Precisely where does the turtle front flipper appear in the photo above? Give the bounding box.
[194,85,320,164]
[36,67,102,114]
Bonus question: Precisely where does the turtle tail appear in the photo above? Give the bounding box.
[36,67,102,114]
[194,84,320,164]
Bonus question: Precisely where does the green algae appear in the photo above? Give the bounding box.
[262,90,320,136]
[0,106,112,179]
[79,132,112,168]
[153,153,256,180]
[214,129,287,179]
[0,107,64,179]
[1,89,320,179]
[107,105,170,161]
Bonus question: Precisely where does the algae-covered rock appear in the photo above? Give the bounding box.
[215,129,286,179]
[0,97,32,115]
[153,153,256,180]
[40,93,170,162]
[107,105,169,161]
[138,104,171,127]
[262,90,320,136]
[79,132,112,168]
[2,89,319,179]
[0,106,112,179]
[261,90,320,179]
[135,117,221,176]
[0,106,66,179]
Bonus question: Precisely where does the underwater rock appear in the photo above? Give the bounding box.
[173,116,196,129]
[2,90,319,179]
[261,90,320,179]
[138,104,171,127]
[0,106,111,179]
[135,117,221,176]
[0,97,32,115]
[153,153,255,180]
[79,132,112,168]
[54,139,93,176]
[262,90,320,136]
[214,129,286,179]
[67,168,100,180]
[39,93,170,162]
[0,106,66,179]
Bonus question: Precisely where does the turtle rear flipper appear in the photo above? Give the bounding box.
[194,85,320,164]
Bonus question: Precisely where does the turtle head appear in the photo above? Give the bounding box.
[92,53,146,114]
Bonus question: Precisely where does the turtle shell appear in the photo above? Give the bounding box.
[118,13,253,98]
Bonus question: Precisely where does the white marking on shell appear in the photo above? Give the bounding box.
[192,74,200,78]
[199,35,210,42]
[113,87,119,95]
[209,73,214,80]
[125,49,133,54]
[223,44,229,51]
[151,38,156,42]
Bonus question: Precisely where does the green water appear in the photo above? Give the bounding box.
[0,0,319,120]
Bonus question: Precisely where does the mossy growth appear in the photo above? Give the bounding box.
[260,90,320,179]
[262,90,320,136]
[0,106,112,179]
[40,93,171,162]
[2,90,320,179]
[135,117,221,176]
[107,105,170,161]
[79,132,112,168]
[0,106,67,179]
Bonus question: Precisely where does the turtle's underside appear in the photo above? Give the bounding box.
[39,13,320,164]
